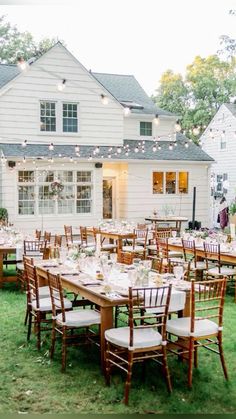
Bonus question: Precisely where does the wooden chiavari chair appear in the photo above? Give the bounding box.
[93,227,117,253]
[182,239,207,279]
[117,250,134,265]
[35,229,41,240]
[167,277,229,387]
[54,234,62,248]
[64,225,81,248]
[44,231,51,243]
[105,284,172,404]
[47,271,101,371]
[122,228,148,259]
[158,237,183,262]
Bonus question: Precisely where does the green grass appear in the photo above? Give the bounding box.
[0,278,236,414]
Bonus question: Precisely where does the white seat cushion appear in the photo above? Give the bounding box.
[56,309,101,327]
[38,286,51,298]
[16,263,24,270]
[147,245,158,251]
[105,326,162,350]
[167,316,219,337]
[101,244,117,250]
[207,267,236,276]
[169,251,183,257]
[190,261,207,270]
[31,297,72,312]
[122,245,144,253]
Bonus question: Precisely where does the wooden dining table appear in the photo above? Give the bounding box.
[35,261,190,372]
[0,245,17,287]
[87,228,136,251]
[145,216,188,233]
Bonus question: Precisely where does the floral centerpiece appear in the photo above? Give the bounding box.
[50,180,64,199]
[229,198,236,224]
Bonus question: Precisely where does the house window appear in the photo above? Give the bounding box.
[166,172,176,194]
[18,170,93,216]
[153,172,164,194]
[40,101,56,132]
[76,171,92,213]
[152,171,189,194]
[63,103,78,133]
[178,172,188,193]
[18,171,35,215]
[140,121,152,136]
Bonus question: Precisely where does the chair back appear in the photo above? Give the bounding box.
[150,257,163,273]
[44,231,51,243]
[154,228,172,239]
[24,260,40,307]
[190,277,227,334]
[64,225,73,246]
[158,237,169,259]
[182,239,196,266]
[130,228,148,250]
[24,239,47,257]
[80,226,88,245]
[117,250,134,265]
[203,242,221,272]
[35,229,41,240]
[136,223,147,230]
[54,234,62,248]
[47,271,66,322]
[128,285,172,349]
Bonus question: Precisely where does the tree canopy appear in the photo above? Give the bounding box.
[153,10,236,141]
[0,15,63,64]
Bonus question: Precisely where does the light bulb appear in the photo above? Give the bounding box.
[153,114,159,125]
[117,147,122,154]
[108,154,111,159]
[184,141,189,148]
[17,57,28,71]
[174,141,177,147]
[134,146,139,153]
[21,140,27,148]
[221,130,225,138]
[158,144,161,150]
[175,120,181,132]
[124,107,131,116]
[209,128,214,138]
[101,94,109,105]
[169,143,173,150]
[57,79,66,91]
[49,143,54,151]
[193,126,200,136]
[70,157,73,162]
[75,145,80,153]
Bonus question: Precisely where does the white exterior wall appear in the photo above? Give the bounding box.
[2,161,103,234]
[0,44,124,146]
[201,104,236,225]
[123,115,176,140]
[125,161,211,228]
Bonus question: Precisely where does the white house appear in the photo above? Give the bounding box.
[201,103,236,226]
[0,42,214,234]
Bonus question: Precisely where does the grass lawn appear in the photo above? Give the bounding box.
[0,274,236,414]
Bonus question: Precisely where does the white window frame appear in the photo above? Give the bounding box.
[38,100,80,136]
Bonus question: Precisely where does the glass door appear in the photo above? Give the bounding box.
[103,178,115,219]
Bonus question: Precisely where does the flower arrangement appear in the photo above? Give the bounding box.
[229,198,236,216]
[50,180,64,198]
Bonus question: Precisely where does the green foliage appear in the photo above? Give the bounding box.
[153,54,236,141]
[0,286,236,413]
[0,15,65,64]
[229,199,236,215]
[0,207,8,221]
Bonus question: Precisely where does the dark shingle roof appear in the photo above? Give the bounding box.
[224,103,236,117]
[0,64,20,88]
[92,72,174,116]
[0,135,214,162]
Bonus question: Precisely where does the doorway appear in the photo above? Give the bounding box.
[103,177,116,219]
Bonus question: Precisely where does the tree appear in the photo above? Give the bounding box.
[218,9,236,59]
[0,15,63,64]
[153,55,236,141]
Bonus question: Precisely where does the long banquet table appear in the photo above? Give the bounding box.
[0,245,17,287]
[35,260,190,371]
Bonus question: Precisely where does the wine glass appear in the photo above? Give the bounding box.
[173,265,184,281]
[172,230,177,239]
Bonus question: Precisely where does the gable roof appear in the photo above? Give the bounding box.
[0,64,20,88]
[224,103,236,118]
[92,72,174,117]
[0,134,214,162]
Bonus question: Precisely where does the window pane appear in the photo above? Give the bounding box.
[58,185,74,214]
[76,200,91,214]
[18,171,34,183]
[40,101,56,132]
[166,172,176,194]
[18,185,35,215]
[140,121,152,136]
[57,171,73,182]
[178,172,188,194]
[153,172,164,194]
[77,171,91,183]
[63,103,78,133]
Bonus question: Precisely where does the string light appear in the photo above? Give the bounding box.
[192,126,200,136]
[153,114,159,125]
[123,107,131,116]
[117,147,122,154]
[21,139,27,148]
[75,145,80,153]
[17,57,28,71]
[101,94,109,105]
[184,141,189,148]
[169,143,173,150]
[158,144,162,150]
[152,145,157,152]
[175,120,182,132]
[49,143,54,151]
[57,79,66,91]
[134,146,139,153]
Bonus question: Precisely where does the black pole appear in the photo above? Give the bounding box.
[192,186,196,228]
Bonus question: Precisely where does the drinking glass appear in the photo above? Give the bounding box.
[173,265,184,281]
[109,253,117,264]
[172,230,177,239]
[128,268,138,286]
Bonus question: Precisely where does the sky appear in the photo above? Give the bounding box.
[0,0,235,96]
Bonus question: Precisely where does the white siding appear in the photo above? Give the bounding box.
[201,104,236,226]
[125,162,211,228]
[124,115,176,140]
[0,44,124,146]
[2,161,103,234]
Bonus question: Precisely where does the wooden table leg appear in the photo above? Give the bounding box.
[100,306,113,373]
[0,252,3,288]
